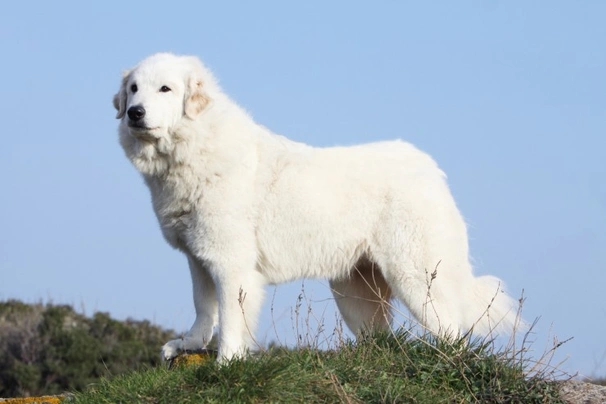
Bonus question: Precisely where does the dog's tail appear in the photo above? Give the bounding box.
[458,275,523,336]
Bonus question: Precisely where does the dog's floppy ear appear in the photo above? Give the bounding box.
[113,70,131,119]
[184,76,211,120]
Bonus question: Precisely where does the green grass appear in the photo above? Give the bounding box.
[70,330,564,403]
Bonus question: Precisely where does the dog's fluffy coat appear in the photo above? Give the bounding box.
[114,53,519,361]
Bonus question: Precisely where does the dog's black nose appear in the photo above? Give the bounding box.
[127,105,146,121]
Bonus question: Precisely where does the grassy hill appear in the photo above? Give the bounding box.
[70,331,564,403]
[0,300,569,402]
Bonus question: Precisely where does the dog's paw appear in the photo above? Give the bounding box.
[161,339,184,361]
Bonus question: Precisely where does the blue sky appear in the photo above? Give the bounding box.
[1,1,604,378]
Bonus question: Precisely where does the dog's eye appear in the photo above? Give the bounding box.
[130,84,138,93]
[159,86,172,93]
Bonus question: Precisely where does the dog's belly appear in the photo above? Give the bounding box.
[255,224,370,284]
[257,249,365,285]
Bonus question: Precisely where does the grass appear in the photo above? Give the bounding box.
[69,329,565,403]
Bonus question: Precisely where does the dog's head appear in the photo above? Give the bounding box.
[113,53,212,139]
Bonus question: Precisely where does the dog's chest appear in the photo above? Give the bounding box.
[158,208,194,250]
[146,175,202,251]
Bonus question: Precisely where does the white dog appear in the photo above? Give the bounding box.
[114,53,520,362]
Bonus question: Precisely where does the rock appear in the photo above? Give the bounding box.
[558,380,606,404]
[168,349,217,369]
[0,394,70,403]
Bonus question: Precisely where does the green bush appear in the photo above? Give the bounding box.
[0,300,176,398]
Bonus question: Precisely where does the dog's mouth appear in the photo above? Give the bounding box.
[128,124,161,140]
[129,121,155,130]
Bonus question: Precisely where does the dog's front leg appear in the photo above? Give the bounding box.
[161,255,218,360]
[209,253,266,363]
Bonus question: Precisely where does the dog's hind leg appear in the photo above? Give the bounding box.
[330,258,392,335]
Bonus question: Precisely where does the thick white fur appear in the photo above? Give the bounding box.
[114,53,520,362]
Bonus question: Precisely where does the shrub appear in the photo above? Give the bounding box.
[0,300,176,397]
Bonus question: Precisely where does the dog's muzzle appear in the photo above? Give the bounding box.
[127,105,149,130]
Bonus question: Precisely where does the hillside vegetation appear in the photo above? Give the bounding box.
[0,300,569,402]
[71,330,564,403]
[0,300,175,397]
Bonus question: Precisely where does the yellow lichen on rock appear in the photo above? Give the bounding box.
[169,350,216,369]
[0,396,66,404]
